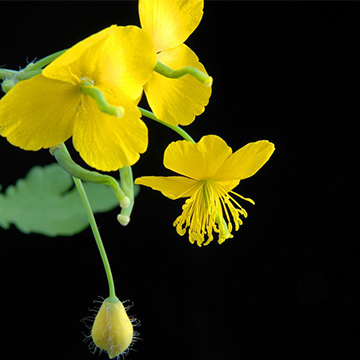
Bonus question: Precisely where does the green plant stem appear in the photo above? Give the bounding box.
[154,61,213,87]
[0,68,42,81]
[17,70,43,80]
[0,68,42,82]
[51,144,128,207]
[23,49,67,71]
[61,144,116,300]
[81,81,124,118]
[1,49,67,82]
[0,68,17,80]
[118,167,134,223]
[139,107,195,143]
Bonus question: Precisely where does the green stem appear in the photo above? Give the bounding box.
[61,144,116,300]
[51,144,129,208]
[154,61,213,87]
[18,69,43,80]
[23,49,67,71]
[0,68,17,80]
[1,49,67,81]
[81,81,124,118]
[0,68,42,82]
[139,107,195,143]
[117,167,135,226]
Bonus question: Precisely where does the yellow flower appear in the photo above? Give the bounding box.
[135,135,275,246]
[91,297,134,359]
[139,0,211,126]
[0,25,157,171]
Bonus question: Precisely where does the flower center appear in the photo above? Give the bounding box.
[79,76,95,86]
[173,180,254,246]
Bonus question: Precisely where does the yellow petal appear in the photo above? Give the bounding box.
[164,135,232,180]
[213,141,275,181]
[135,176,198,199]
[44,25,156,101]
[217,179,241,193]
[72,92,148,172]
[144,44,211,126]
[0,75,79,150]
[139,0,204,52]
[43,26,116,85]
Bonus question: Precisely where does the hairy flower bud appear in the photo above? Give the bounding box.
[91,297,134,359]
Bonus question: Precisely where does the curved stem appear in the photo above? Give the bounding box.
[139,107,195,143]
[154,61,213,87]
[51,144,129,208]
[81,81,124,118]
[61,144,116,300]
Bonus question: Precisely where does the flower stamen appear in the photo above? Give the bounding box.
[173,180,253,246]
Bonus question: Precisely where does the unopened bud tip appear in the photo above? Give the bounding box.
[1,79,16,93]
[117,214,130,226]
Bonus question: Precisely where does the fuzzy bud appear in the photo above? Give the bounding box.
[91,297,134,359]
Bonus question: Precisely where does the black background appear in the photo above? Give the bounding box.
[0,1,359,360]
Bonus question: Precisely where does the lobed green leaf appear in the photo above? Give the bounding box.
[0,163,119,237]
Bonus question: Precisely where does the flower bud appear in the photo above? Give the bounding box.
[91,297,134,359]
[1,78,17,93]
